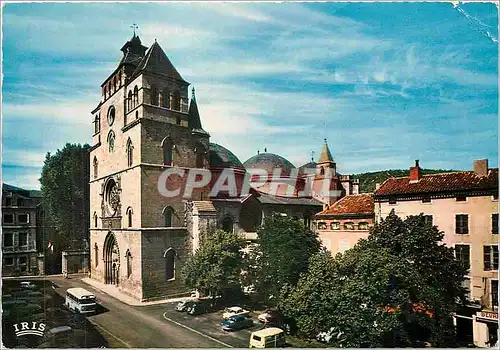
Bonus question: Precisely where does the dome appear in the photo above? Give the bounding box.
[243,153,296,176]
[209,143,245,170]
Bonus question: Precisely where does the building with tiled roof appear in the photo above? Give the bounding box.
[374,159,498,348]
[314,194,374,255]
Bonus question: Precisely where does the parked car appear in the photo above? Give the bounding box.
[175,300,195,312]
[249,327,286,348]
[20,281,37,290]
[220,315,254,331]
[222,306,251,320]
[187,300,213,316]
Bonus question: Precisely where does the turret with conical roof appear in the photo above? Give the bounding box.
[318,138,335,165]
[188,87,209,135]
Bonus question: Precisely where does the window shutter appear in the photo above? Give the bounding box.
[484,246,491,271]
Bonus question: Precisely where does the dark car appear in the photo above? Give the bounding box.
[187,300,213,316]
[175,300,195,312]
[220,315,254,331]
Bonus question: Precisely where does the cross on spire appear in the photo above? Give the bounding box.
[311,150,315,162]
[130,23,139,36]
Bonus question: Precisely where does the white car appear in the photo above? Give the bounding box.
[222,306,250,320]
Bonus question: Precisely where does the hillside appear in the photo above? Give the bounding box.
[353,169,456,194]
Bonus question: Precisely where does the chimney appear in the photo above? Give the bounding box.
[409,159,421,183]
[473,159,488,177]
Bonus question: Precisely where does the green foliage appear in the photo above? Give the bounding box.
[182,229,246,298]
[253,214,321,304]
[39,143,91,250]
[280,211,467,347]
[353,169,455,193]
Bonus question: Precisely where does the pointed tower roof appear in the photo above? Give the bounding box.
[189,87,209,135]
[132,40,187,82]
[318,138,334,164]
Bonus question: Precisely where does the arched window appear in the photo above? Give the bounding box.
[128,90,133,111]
[162,137,173,166]
[126,138,134,167]
[344,222,354,230]
[107,131,115,153]
[107,106,115,126]
[163,206,174,227]
[103,86,107,99]
[108,83,111,97]
[331,222,340,230]
[113,76,117,92]
[162,89,170,108]
[94,115,100,134]
[172,91,180,111]
[135,111,138,119]
[93,212,98,227]
[94,243,99,267]
[133,85,139,107]
[126,250,132,278]
[93,157,98,179]
[126,207,133,227]
[320,167,325,176]
[221,216,234,233]
[164,248,176,281]
[195,144,205,168]
[151,86,159,106]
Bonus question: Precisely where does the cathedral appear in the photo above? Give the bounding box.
[89,34,359,301]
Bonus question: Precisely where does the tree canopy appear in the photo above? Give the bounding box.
[280,211,467,347]
[39,143,90,250]
[182,228,246,298]
[253,214,322,304]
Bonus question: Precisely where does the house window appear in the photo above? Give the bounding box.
[195,145,205,168]
[3,213,14,224]
[176,116,181,125]
[493,214,498,234]
[128,90,133,111]
[126,250,132,278]
[164,248,176,281]
[127,207,133,228]
[17,198,25,207]
[107,106,115,126]
[423,215,433,226]
[18,213,29,224]
[4,257,14,266]
[18,256,27,270]
[344,222,354,230]
[358,222,369,230]
[455,244,470,270]
[19,232,28,246]
[94,243,99,267]
[172,91,180,111]
[331,222,340,230]
[317,222,327,230]
[492,280,498,308]
[456,195,467,202]
[455,214,469,234]
[162,89,170,108]
[484,245,499,271]
[151,86,159,106]
[133,85,139,106]
[339,240,350,253]
[4,233,13,247]
[93,157,98,179]
[389,198,397,205]
[5,197,12,206]
[163,206,174,227]
[422,196,431,203]
[461,277,471,300]
[162,138,173,166]
[107,131,115,153]
[93,212,98,227]
[127,139,134,167]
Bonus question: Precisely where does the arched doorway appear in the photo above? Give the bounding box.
[103,232,120,285]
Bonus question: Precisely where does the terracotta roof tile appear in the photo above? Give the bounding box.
[317,193,374,216]
[374,169,498,197]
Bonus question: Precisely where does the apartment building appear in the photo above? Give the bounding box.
[2,184,44,276]
[373,159,498,348]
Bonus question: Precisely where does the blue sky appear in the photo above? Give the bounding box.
[2,1,498,189]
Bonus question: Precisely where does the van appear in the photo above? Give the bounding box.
[249,327,286,348]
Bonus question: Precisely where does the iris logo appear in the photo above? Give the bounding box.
[13,322,46,337]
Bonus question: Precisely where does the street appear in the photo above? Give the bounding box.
[49,276,252,348]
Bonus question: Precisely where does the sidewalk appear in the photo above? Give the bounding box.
[81,278,191,306]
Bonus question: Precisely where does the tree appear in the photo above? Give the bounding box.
[280,211,467,347]
[182,229,246,299]
[39,143,90,252]
[254,214,321,304]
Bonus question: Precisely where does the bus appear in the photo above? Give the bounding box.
[65,288,97,314]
